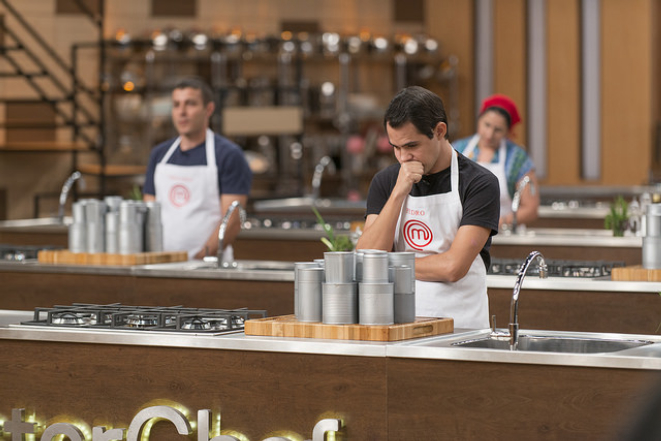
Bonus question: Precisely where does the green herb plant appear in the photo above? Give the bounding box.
[312,206,354,252]
[128,184,143,201]
[604,195,629,237]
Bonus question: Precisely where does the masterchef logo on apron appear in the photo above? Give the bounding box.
[169,184,191,207]
[403,219,433,250]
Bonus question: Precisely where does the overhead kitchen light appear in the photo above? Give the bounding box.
[151,30,168,51]
[191,32,208,50]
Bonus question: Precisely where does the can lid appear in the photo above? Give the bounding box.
[648,203,661,216]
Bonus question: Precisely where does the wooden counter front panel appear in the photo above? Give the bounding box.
[387,358,657,440]
[0,340,387,440]
[234,237,327,262]
[0,272,135,310]
[132,277,295,316]
[491,243,642,266]
[0,271,295,316]
[488,288,661,335]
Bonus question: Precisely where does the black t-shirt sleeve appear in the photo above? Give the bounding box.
[142,145,165,196]
[365,165,399,216]
[459,162,500,236]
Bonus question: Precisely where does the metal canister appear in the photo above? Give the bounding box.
[118,200,142,255]
[646,204,661,237]
[322,281,358,325]
[144,201,163,252]
[324,251,354,283]
[84,199,106,253]
[354,249,386,282]
[643,204,661,268]
[68,200,87,253]
[362,251,389,283]
[105,209,120,254]
[358,281,394,325]
[391,265,416,323]
[297,267,324,322]
[294,262,321,321]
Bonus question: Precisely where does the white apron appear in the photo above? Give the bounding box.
[463,134,512,218]
[394,149,489,329]
[154,129,222,260]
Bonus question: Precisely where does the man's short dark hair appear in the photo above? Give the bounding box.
[384,86,449,140]
[174,77,214,105]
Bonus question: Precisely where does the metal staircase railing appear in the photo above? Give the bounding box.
[0,0,102,147]
[0,0,109,214]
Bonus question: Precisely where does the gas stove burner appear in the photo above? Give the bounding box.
[126,314,159,328]
[21,304,267,335]
[0,243,60,261]
[489,258,625,278]
[181,317,211,331]
[207,318,229,331]
[52,312,87,326]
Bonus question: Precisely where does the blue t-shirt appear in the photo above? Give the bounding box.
[143,133,252,196]
[453,136,534,199]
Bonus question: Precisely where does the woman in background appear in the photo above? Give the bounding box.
[454,94,540,229]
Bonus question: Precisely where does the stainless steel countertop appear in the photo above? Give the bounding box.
[2,260,659,292]
[0,259,295,281]
[2,309,661,370]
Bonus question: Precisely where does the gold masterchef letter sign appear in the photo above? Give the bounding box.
[2,406,343,441]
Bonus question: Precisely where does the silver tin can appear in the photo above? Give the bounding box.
[647,204,661,237]
[68,200,87,253]
[84,199,106,253]
[358,282,394,325]
[322,281,358,325]
[105,210,120,254]
[145,201,163,252]
[390,265,415,295]
[118,200,142,255]
[294,262,321,320]
[297,267,324,322]
[643,236,661,269]
[362,251,389,283]
[394,292,416,324]
[324,251,354,283]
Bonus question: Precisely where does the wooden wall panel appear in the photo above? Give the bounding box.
[425,0,475,138]
[653,0,661,176]
[546,0,581,185]
[494,0,528,147]
[601,0,653,185]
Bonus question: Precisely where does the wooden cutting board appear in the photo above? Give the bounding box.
[37,249,188,266]
[610,265,661,282]
[244,314,454,342]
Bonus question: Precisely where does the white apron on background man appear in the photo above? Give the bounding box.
[463,134,511,219]
[154,129,224,260]
[394,149,489,329]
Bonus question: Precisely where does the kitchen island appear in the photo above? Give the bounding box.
[0,309,660,440]
[2,258,661,335]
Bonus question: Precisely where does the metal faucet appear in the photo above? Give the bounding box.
[58,171,84,222]
[510,175,535,233]
[508,251,548,350]
[217,200,246,268]
[310,156,336,200]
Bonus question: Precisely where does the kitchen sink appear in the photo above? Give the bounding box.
[409,328,659,355]
[252,196,366,213]
[453,334,654,354]
[196,259,295,271]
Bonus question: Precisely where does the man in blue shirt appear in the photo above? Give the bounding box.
[143,77,252,260]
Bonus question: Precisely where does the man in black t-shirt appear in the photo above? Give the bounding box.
[356,86,499,329]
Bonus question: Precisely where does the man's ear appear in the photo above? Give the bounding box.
[435,121,447,139]
[206,101,215,119]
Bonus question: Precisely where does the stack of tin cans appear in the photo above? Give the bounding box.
[68,196,163,255]
[295,250,416,325]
